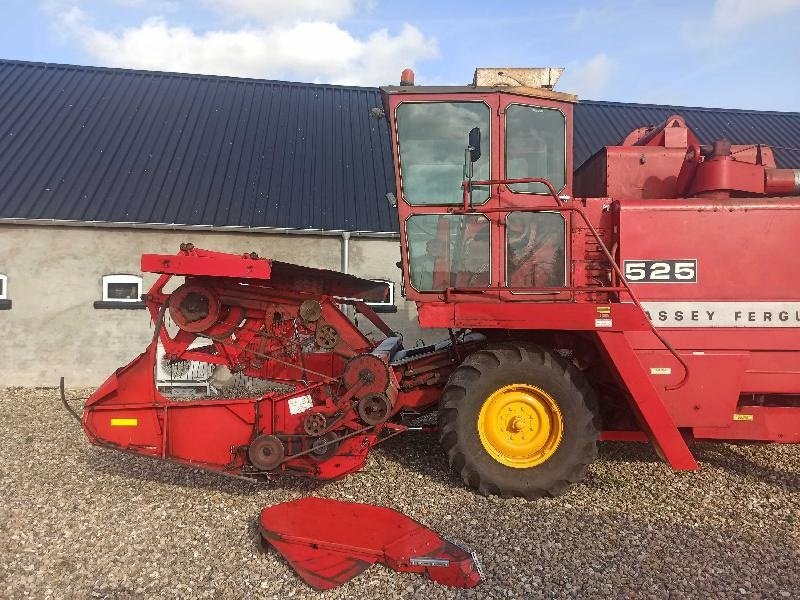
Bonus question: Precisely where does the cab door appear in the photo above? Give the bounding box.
[390,93,502,302]
[496,94,575,302]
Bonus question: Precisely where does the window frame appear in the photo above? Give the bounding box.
[0,273,8,310]
[364,279,397,313]
[504,210,568,294]
[395,100,493,206]
[94,273,146,309]
[102,274,143,302]
[503,102,568,196]
[404,212,493,293]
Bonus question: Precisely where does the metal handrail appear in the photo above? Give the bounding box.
[462,177,563,210]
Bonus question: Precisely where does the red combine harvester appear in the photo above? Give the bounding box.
[82,68,800,499]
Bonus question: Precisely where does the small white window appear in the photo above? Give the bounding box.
[102,274,143,302]
[365,280,394,308]
[0,274,7,300]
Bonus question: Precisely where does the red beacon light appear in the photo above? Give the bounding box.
[400,68,415,86]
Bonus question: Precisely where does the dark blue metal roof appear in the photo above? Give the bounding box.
[574,100,800,170]
[0,59,398,233]
[1,59,798,233]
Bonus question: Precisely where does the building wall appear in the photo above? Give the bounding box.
[0,224,433,387]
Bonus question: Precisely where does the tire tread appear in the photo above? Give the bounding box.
[438,342,599,499]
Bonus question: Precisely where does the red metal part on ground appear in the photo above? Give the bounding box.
[259,498,482,590]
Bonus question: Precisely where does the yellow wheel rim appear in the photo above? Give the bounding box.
[477,383,563,468]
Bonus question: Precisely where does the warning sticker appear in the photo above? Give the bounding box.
[650,367,672,375]
[595,318,613,328]
[733,413,754,421]
[288,394,314,415]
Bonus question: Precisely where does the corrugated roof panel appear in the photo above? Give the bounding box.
[0,59,798,234]
[0,60,398,232]
[574,100,800,169]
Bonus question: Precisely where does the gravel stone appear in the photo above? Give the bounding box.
[1,386,798,599]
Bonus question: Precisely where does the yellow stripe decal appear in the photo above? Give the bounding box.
[110,418,138,427]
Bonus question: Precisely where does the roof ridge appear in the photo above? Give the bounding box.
[580,98,800,117]
[0,57,381,93]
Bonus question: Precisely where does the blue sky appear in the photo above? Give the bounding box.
[0,0,798,111]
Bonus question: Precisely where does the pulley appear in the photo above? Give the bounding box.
[310,432,340,461]
[248,434,285,471]
[342,354,390,396]
[168,283,221,333]
[299,299,323,323]
[315,323,340,349]
[303,412,327,436]
[357,393,393,425]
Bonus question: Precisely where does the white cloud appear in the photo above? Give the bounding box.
[206,0,359,23]
[711,0,800,31]
[561,53,615,98]
[53,6,438,86]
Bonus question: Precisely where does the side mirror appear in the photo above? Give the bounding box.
[468,127,481,163]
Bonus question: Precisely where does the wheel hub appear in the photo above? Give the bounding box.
[477,383,563,468]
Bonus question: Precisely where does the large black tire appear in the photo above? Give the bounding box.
[438,343,599,499]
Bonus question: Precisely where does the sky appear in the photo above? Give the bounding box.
[0,0,798,111]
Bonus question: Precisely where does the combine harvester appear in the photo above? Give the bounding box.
[81,68,800,499]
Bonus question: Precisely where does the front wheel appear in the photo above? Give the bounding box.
[438,343,599,499]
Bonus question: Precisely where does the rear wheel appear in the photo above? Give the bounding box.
[438,343,599,499]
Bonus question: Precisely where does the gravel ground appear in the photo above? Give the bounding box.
[1,387,798,599]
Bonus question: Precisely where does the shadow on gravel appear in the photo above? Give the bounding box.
[693,443,800,492]
[597,441,662,464]
[370,432,676,493]
[84,447,333,496]
[371,429,466,487]
[246,513,270,553]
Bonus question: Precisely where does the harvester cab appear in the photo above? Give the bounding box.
[78,66,800,501]
[380,67,576,305]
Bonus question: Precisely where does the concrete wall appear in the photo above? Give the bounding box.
[0,224,432,386]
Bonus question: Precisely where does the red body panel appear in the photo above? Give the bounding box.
[617,199,800,441]
[575,146,777,200]
[418,300,652,330]
[693,406,800,442]
[630,351,747,427]
[618,199,800,301]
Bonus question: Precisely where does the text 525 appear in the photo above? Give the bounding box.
[623,259,697,283]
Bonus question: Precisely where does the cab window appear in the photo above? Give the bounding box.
[506,212,566,288]
[396,102,490,205]
[505,105,566,194]
[406,214,490,291]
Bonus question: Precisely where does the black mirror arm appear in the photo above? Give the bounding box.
[463,148,475,208]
